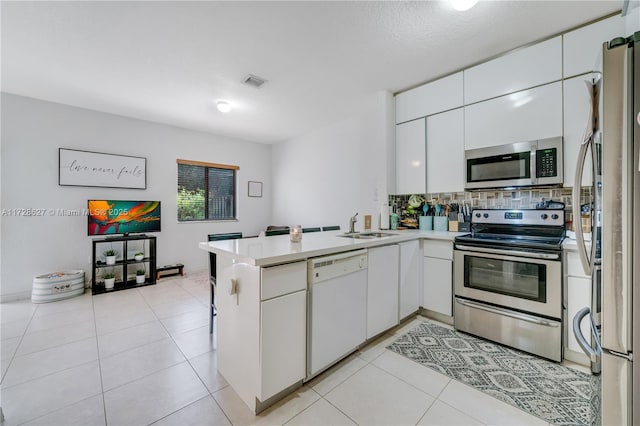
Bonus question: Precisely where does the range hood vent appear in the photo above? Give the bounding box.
[242,74,267,88]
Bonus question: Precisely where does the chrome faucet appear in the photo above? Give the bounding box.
[349,212,358,234]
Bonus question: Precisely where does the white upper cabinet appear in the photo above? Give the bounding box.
[464,81,563,150]
[563,15,623,77]
[426,108,464,193]
[395,72,463,124]
[563,75,596,187]
[626,7,640,35]
[396,118,426,194]
[464,37,562,105]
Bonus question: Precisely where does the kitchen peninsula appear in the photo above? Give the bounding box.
[199,229,467,413]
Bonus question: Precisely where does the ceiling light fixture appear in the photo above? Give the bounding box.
[451,0,478,11]
[216,101,231,113]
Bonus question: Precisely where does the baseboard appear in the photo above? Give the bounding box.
[419,308,454,325]
[563,348,590,367]
[0,290,32,303]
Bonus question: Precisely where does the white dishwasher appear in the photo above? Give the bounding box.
[307,249,368,378]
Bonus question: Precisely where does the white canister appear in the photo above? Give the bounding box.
[380,204,390,229]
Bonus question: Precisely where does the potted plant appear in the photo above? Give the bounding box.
[103,272,116,289]
[104,249,117,265]
[134,252,144,261]
[135,269,146,284]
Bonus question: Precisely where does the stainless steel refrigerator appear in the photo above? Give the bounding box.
[572,31,640,425]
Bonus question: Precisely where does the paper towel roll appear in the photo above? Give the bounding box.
[380,204,390,230]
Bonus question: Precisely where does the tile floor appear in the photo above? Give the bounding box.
[1,272,563,425]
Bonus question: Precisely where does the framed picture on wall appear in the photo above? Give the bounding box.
[248,181,262,197]
[59,148,147,189]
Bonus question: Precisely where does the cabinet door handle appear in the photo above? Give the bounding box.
[229,278,238,295]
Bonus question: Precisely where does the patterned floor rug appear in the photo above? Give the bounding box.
[387,321,600,426]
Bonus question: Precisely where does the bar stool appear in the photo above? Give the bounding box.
[265,225,290,236]
[265,229,289,236]
[208,232,242,334]
[302,227,321,233]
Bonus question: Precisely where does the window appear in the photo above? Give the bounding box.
[177,159,238,221]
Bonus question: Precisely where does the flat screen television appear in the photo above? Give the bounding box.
[88,200,161,236]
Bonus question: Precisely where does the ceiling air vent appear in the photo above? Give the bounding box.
[242,74,267,88]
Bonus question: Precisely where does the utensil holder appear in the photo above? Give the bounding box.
[434,216,448,232]
[448,221,459,232]
[419,216,433,230]
[390,214,399,230]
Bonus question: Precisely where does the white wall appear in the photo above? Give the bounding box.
[1,93,272,300]
[271,91,394,231]
[625,5,640,34]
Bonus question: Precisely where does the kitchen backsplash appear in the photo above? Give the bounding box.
[389,187,592,226]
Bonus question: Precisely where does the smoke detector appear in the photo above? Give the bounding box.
[242,74,267,88]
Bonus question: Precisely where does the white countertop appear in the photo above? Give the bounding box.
[199,229,470,266]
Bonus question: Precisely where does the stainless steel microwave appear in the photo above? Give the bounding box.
[465,137,563,190]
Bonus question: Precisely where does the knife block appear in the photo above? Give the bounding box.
[459,222,471,232]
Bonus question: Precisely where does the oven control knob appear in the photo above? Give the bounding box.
[475,213,481,218]
[551,214,559,220]
[483,213,489,218]
[540,213,548,220]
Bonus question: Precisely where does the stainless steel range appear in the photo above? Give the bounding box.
[453,208,565,362]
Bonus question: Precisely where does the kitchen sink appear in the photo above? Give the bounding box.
[338,232,397,239]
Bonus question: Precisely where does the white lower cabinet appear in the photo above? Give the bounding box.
[566,276,592,356]
[423,240,453,317]
[564,249,593,365]
[259,262,306,401]
[399,240,421,320]
[259,290,306,400]
[216,258,306,413]
[367,245,399,339]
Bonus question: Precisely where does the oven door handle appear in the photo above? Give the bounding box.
[456,298,560,327]
[455,244,560,260]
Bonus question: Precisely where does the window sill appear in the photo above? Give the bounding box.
[177,219,239,224]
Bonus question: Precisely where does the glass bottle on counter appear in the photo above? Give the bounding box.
[290,225,302,242]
